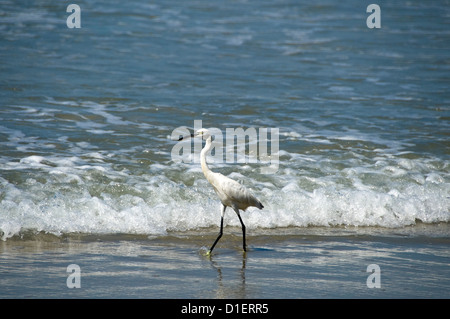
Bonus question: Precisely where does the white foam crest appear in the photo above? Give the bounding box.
[0,150,449,240]
[246,183,449,229]
[0,176,220,240]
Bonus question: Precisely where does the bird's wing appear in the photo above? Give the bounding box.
[208,172,262,210]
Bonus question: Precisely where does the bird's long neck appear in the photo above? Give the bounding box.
[200,137,213,178]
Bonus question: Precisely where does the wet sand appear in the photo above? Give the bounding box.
[0,224,449,299]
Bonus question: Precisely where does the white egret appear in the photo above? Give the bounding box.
[178,128,264,255]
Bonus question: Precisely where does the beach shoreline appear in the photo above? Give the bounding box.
[1,223,448,299]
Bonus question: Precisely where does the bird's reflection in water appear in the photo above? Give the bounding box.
[208,252,248,299]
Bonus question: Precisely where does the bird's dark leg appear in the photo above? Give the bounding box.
[208,216,223,254]
[235,209,246,252]
[208,205,226,255]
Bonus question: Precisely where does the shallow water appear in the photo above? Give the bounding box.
[1,225,449,298]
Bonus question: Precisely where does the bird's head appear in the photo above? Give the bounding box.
[195,128,211,140]
[177,128,211,141]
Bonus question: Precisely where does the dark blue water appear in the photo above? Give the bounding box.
[0,0,449,239]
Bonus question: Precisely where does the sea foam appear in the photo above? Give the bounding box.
[0,151,448,240]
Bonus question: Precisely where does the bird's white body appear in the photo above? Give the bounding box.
[180,128,264,254]
[201,144,263,212]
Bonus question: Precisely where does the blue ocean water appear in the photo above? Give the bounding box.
[0,0,449,239]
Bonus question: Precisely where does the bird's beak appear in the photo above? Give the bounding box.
[178,133,196,141]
